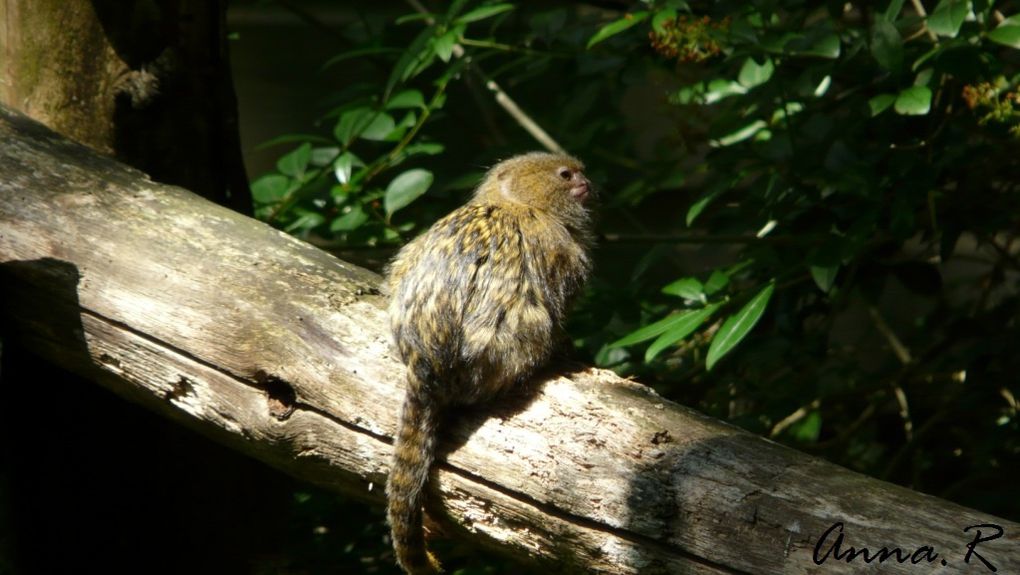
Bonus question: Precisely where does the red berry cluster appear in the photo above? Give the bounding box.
[649,15,730,63]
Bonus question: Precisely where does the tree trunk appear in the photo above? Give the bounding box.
[0,105,1017,574]
[0,0,250,212]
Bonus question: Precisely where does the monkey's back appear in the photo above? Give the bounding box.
[387,201,590,404]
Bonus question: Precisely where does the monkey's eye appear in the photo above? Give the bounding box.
[558,168,573,180]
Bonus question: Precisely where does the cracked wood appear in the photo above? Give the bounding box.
[0,105,1017,574]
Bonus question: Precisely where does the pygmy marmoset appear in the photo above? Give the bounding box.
[385,152,595,574]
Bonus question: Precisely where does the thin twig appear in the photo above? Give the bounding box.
[891,385,913,442]
[881,393,955,480]
[459,37,567,58]
[868,306,912,365]
[868,306,914,441]
[909,0,939,42]
[404,0,565,154]
[1000,386,1018,413]
[770,399,821,438]
[987,234,1020,272]
[483,80,565,153]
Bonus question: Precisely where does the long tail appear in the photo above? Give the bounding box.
[387,386,443,574]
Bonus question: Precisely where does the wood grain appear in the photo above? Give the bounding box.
[1,105,1016,574]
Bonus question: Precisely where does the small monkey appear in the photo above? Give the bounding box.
[385,152,595,574]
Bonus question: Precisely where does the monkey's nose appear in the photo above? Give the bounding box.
[570,176,591,200]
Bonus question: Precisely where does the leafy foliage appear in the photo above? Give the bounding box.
[253,0,1020,530]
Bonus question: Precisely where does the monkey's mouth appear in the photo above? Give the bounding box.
[570,183,590,201]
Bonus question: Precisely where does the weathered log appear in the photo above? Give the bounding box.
[0,105,1016,574]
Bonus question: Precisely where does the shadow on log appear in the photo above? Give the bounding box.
[0,104,1016,574]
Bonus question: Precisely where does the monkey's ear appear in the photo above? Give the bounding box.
[496,169,509,180]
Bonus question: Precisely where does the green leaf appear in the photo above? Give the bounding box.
[987,24,1020,49]
[711,120,767,147]
[403,142,445,156]
[871,19,903,71]
[812,33,842,58]
[587,11,650,49]
[928,0,969,38]
[868,93,897,116]
[277,143,312,178]
[737,57,775,89]
[333,152,363,185]
[704,270,730,295]
[309,146,339,168]
[256,133,333,150]
[652,9,677,34]
[455,3,514,24]
[434,30,458,62]
[673,79,746,105]
[333,109,397,143]
[706,282,775,370]
[686,188,724,226]
[395,111,417,130]
[914,67,934,86]
[770,101,804,123]
[334,108,375,145]
[662,277,704,300]
[810,265,839,293]
[395,13,434,25]
[386,89,426,109]
[384,26,435,99]
[610,308,708,348]
[911,45,940,72]
[362,113,396,141]
[330,204,369,232]
[894,85,932,115]
[283,208,325,234]
[251,174,290,203]
[393,142,445,163]
[704,79,747,103]
[436,56,470,86]
[813,75,832,97]
[791,411,822,442]
[384,169,434,217]
[645,305,720,361]
[445,0,470,20]
[788,32,841,58]
[884,0,906,21]
[630,245,669,283]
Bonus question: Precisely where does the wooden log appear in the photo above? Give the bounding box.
[0,105,1016,574]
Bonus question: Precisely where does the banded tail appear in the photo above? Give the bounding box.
[387,386,443,574]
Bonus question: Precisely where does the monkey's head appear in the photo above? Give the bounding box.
[474,152,594,219]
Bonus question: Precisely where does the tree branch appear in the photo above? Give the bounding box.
[1,105,1016,574]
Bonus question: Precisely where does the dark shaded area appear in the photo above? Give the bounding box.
[0,258,285,574]
[0,256,509,574]
[0,258,389,574]
[90,0,252,214]
[0,350,294,575]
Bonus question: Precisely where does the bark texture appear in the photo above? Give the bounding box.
[0,105,1017,574]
